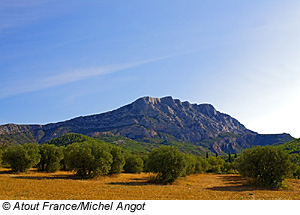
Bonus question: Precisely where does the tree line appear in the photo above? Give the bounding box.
[0,139,299,187]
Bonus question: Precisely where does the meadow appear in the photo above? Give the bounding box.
[1,167,300,200]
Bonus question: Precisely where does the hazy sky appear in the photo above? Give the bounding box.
[1,0,300,138]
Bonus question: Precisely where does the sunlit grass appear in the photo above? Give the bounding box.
[1,167,300,200]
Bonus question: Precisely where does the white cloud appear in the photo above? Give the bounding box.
[0,55,177,99]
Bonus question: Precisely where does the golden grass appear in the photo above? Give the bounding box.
[1,167,300,200]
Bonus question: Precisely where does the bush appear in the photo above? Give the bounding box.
[3,143,40,172]
[207,156,225,174]
[194,156,209,173]
[145,146,186,184]
[182,154,196,176]
[123,154,144,174]
[293,165,300,179]
[0,148,2,165]
[37,144,64,172]
[236,146,293,188]
[109,146,125,174]
[64,141,113,178]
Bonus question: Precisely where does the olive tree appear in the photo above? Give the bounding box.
[206,156,225,174]
[123,154,144,174]
[37,144,64,172]
[3,143,40,172]
[194,156,209,173]
[236,146,293,188]
[109,146,125,174]
[0,148,2,165]
[145,146,187,184]
[64,141,113,178]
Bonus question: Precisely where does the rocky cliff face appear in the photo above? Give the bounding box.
[0,96,294,153]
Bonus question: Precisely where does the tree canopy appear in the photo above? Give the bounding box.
[236,145,293,188]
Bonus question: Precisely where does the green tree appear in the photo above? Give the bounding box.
[145,146,187,184]
[236,146,293,188]
[37,144,64,172]
[228,152,232,163]
[183,154,196,176]
[194,156,209,174]
[109,146,125,174]
[206,152,209,159]
[64,141,113,178]
[3,143,40,172]
[123,154,144,174]
[207,156,225,174]
[0,148,2,165]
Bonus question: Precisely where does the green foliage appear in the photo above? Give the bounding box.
[222,162,238,174]
[206,156,225,174]
[293,165,300,179]
[123,154,144,174]
[3,143,41,172]
[236,146,293,188]
[182,154,196,176]
[109,146,125,174]
[0,148,2,165]
[45,133,93,146]
[228,152,232,163]
[37,144,64,172]
[64,141,113,178]
[276,138,300,163]
[194,156,209,174]
[145,146,187,184]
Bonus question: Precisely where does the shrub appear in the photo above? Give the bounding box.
[145,146,186,184]
[194,156,209,173]
[123,154,144,174]
[0,148,2,165]
[37,144,64,172]
[207,156,225,174]
[293,165,300,179]
[182,154,196,176]
[235,146,293,188]
[3,143,40,172]
[109,146,125,174]
[64,141,113,178]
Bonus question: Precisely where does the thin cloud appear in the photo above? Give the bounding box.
[0,55,180,99]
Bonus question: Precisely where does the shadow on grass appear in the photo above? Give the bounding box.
[12,174,79,180]
[108,177,151,186]
[206,175,276,192]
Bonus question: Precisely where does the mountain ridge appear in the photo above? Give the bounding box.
[0,96,294,153]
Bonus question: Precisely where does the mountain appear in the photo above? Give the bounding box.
[0,96,294,154]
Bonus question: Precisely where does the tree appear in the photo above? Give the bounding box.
[183,154,196,176]
[228,152,232,163]
[145,146,187,184]
[0,148,2,165]
[64,141,113,178]
[109,146,125,174]
[206,152,209,159]
[194,156,209,174]
[37,144,64,172]
[123,154,144,174]
[235,146,293,188]
[3,143,40,172]
[234,153,237,159]
[207,156,225,174]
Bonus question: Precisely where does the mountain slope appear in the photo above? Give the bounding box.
[0,96,294,153]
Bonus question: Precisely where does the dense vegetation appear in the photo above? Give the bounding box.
[276,138,300,163]
[0,134,300,187]
[236,146,293,188]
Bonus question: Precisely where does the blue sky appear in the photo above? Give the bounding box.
[1,0,300,137]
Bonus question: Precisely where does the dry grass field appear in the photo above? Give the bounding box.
[1,167,300,200]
